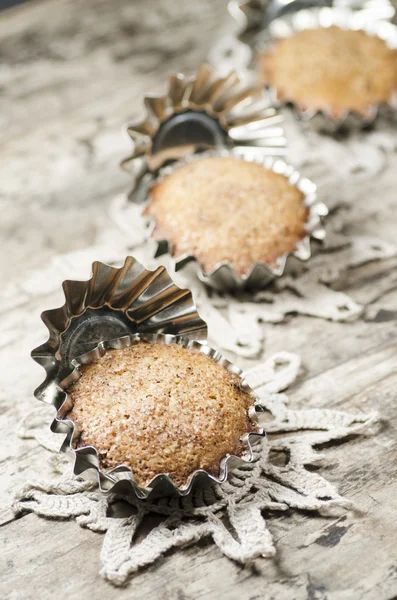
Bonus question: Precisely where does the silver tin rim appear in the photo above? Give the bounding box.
[141,147,327,291]
[232,6,397,128]
[122,63,286,188]
[228,0,396,35]
[52,333,265,500]
[31,256,207,437]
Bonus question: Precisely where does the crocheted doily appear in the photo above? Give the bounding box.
[14,352,376,586]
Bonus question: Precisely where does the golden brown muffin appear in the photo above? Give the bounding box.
[67,342,255,488]
[258,26,397,118]
[144,156,307,275]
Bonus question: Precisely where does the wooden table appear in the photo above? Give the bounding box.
[1,1,397,598]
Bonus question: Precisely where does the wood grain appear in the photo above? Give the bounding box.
[1,0,397,598]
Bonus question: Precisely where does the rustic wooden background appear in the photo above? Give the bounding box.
[1,0,397,598]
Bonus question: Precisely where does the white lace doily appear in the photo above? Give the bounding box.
[14,352,377,586]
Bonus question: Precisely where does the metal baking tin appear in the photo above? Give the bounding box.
[140,148,327,292]
[31,256,264,499]
[229,0,395,34]
[53,333,264,500]
[122,63,286,201]
[225,2,397,129]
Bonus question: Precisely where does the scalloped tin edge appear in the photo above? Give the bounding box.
[49,333,265,500]
[139,147,328,291]
[228,0,396,36]
[253,7,397,129]
[31,256,209,405]
[122,63,287,184]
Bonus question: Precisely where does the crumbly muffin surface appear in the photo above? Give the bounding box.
[258,26,397,117]
[144,156,307,275]
[67,342,255,488]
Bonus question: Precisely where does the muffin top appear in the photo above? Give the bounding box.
[258,26,397,118]
[144,156,307,276]
[67,341,255,488]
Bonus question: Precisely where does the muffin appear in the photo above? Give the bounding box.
[144,156,308,276]
[258,26,397,118]
[67,341,256,488]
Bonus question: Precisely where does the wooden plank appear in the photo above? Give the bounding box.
[1,344,397,598]
[1,0,397,597]
[1,375,397,599]
[0,0,229,285]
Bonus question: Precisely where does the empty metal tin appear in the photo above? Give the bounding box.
[31,257,264,499]
[139,148,327,292]
[122,63,286,202]
[229,0,395,33]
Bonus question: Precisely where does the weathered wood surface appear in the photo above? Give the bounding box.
[1,0,397,598]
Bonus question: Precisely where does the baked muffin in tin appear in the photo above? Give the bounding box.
[67,339,258,488]
[142,150,326,290]
[146,155,308,278]
[258,25,397,119]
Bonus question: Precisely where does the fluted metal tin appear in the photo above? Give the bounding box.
[140,148,327,292]
[222,2,397,130]
[31,257,264,499]
[122,63,286,202]
[229,0,395,34]
[258,8,397,129]
[53,333,264,500]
